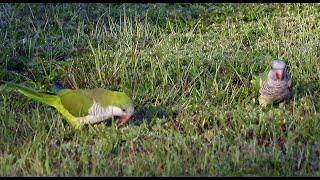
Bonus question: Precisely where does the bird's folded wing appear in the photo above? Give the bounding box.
[58,89,93,117]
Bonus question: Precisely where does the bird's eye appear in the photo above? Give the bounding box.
[122,108,126,112]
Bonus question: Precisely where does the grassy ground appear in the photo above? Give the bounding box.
[1,3,320,176]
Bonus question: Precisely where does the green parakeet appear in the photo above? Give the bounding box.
[2,81,134,130]
[251,60,292,107]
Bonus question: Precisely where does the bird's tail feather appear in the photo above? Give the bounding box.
[1,80,83,130]
[3,81,60,107]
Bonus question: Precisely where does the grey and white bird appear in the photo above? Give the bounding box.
[252,60,292,107]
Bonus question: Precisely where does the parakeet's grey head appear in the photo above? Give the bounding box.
[108,91,135,123]
[118,105,135,123]
[97,103,134,123]
[268,60,287,81]
[90,90,135,123]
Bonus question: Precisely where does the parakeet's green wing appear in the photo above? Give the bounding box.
[251,67,270,107]
[251,75,260,94]
[57,88,133,117]
[251,72,268,93]
[84,88,133,108]
[58,89,93,117]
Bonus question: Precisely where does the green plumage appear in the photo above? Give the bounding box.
[4,82,60,107]
[2,81,133,130]
[251,75,261,95]
[58,88,133,117]
[251,73,268,96]
[58,89,93,117]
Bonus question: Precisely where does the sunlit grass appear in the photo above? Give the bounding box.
[1,3,320,176]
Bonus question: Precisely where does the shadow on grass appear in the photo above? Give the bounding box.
[130,105,180,126]
[102,105,181,127]
[293,80,319,100]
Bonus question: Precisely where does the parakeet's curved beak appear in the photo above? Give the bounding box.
[275,69,283,80]
[120,114,132,122]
